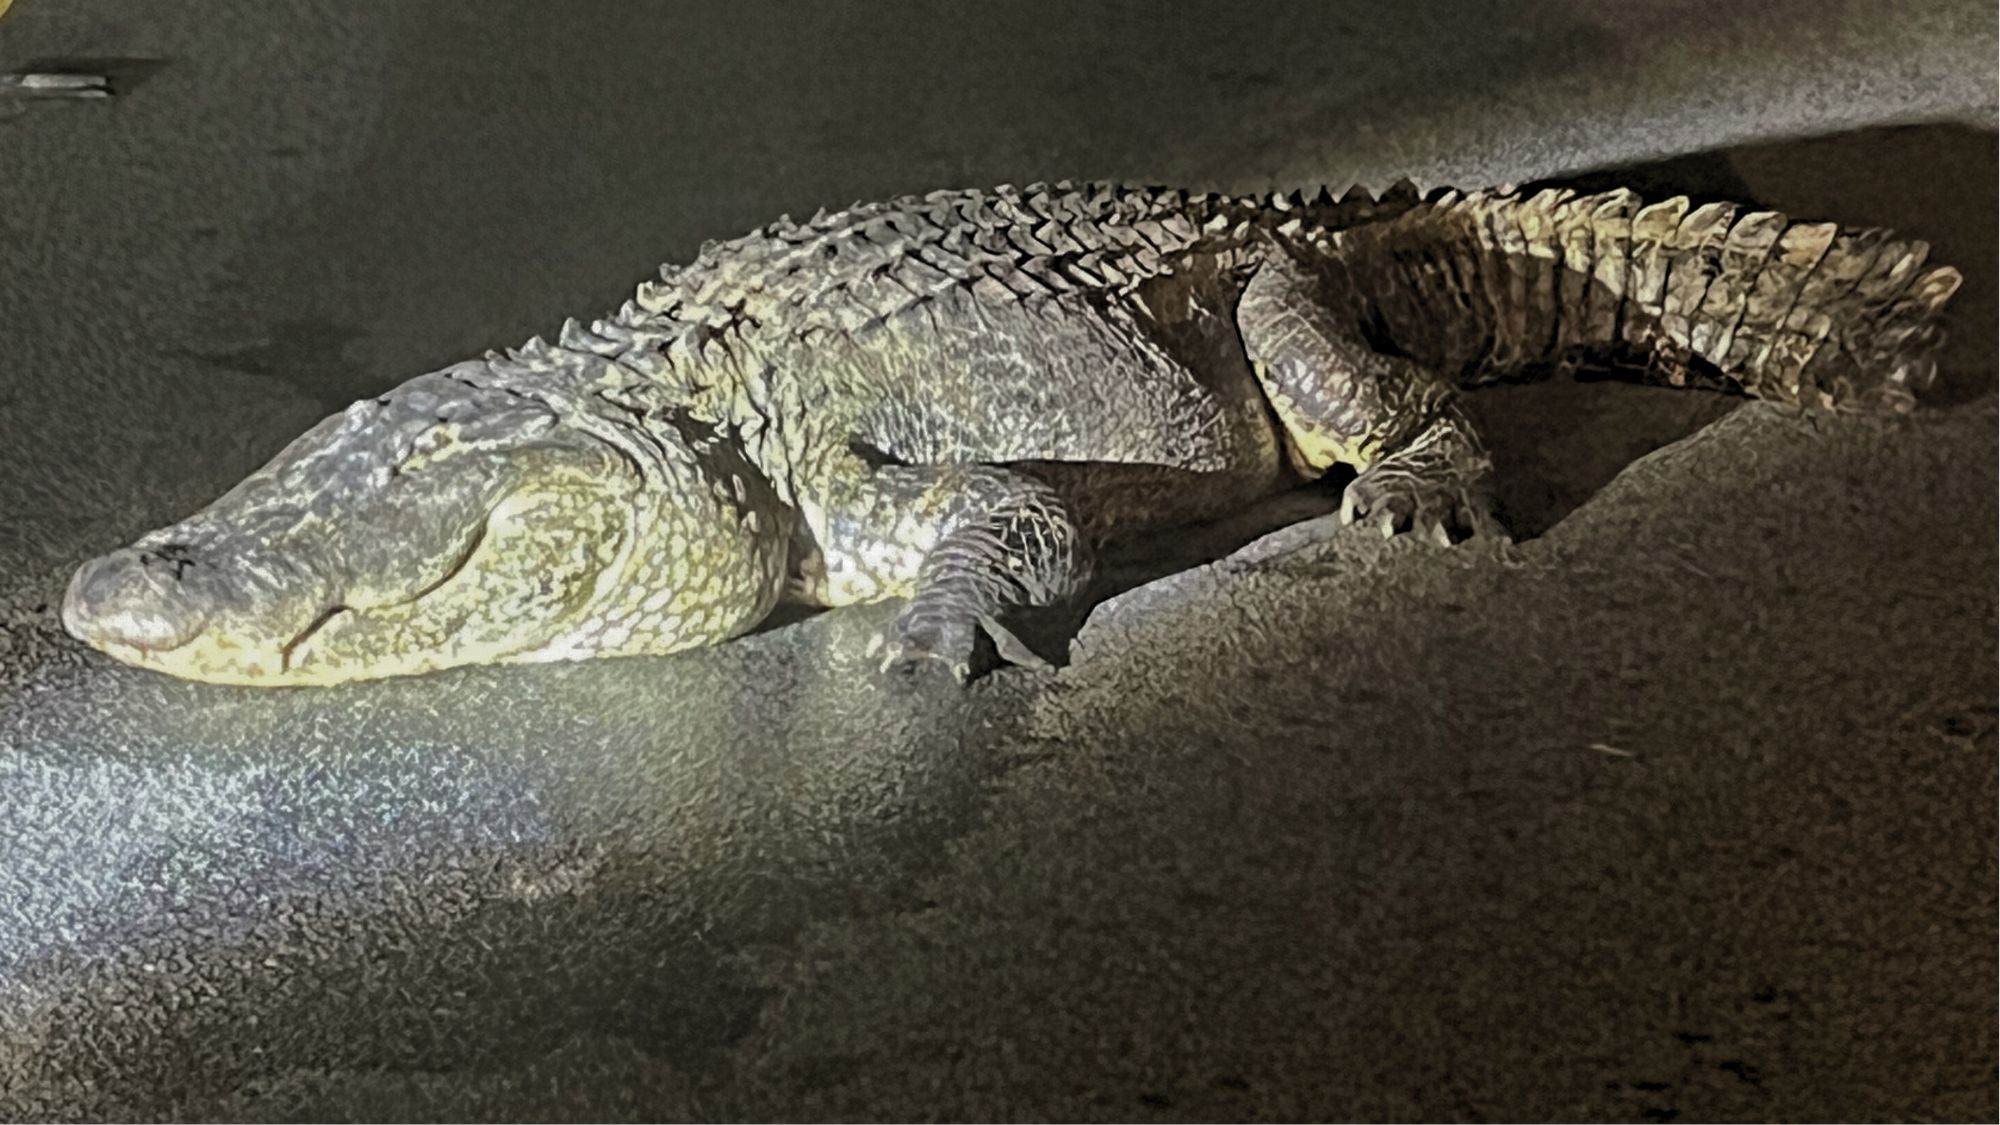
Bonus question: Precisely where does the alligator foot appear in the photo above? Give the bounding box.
[1339,462,1501,545]
[1338,404,1503,545]
[879,610,1053,684]
[826,463,1087,684]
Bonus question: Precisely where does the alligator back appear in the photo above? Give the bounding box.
[1315,188,1962,412]
[575,180,1956,416]
[617,182,1420,351]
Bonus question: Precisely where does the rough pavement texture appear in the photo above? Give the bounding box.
[0,0,1994,1120]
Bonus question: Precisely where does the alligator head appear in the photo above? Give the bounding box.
[62,356,789,686]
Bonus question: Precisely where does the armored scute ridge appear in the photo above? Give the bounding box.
[62,179,1962,686]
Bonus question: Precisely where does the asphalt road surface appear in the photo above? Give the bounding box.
[0,1,1993,1119]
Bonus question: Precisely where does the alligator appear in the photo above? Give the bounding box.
[60,179,1962,686]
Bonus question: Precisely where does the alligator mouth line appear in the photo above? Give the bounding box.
[274,513,492,674]
[279,604,349,673]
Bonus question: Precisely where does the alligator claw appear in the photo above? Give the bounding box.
[1339,467,1499,544]
[879,610,977,683]
[880,643,971,684]
[975,612,1054,673]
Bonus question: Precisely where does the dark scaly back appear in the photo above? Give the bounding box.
[502,179,1955,418]
[572,182,1425,388]
[617,181,1228,379]
[630,183,1229,340]
[1317,187,1963,412]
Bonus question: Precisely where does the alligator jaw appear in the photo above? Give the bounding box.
[61,351,798,687]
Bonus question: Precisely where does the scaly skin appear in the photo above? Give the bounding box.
[62,180,1962,685]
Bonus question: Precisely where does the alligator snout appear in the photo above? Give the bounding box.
[62,547,211,653]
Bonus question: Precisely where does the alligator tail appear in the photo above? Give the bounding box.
[1322,187,1963,413]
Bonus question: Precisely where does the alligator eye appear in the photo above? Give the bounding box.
[395,426,461,474]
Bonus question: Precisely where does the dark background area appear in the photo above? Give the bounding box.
[0,1,1994,1120]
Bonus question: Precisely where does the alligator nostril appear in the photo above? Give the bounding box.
[136,544,198,580]
[61,549,209,653]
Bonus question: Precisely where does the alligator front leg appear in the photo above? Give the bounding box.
[1238,241,1501,544]
[808,462,1091,682]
